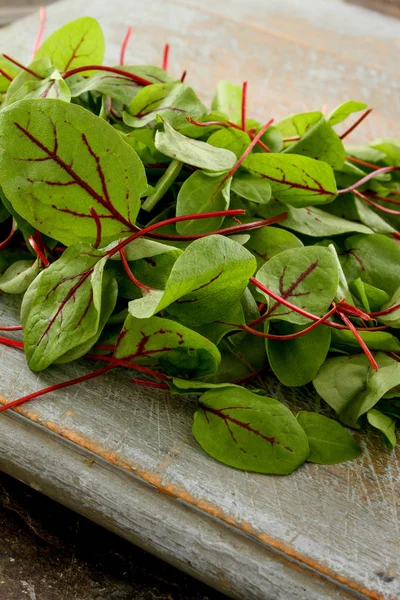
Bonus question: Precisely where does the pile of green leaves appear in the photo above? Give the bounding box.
[0,17,399,475]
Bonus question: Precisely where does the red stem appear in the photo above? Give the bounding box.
[338,166,399,195]
[387,352,400,363]
[2,54,43,79]
[339,108,373,140]
[119,26,132,65]
[0,365,115,413]
[63,65,153,86]
[32,6,46,57]
[367,192,400,206]
[180,70,187,83]
[162,43,170,71]
[28,235,49,267]
[0,220,16,251]
[186,116,271,152]
[369,303,400,317]
[119,247,152,292]
[337,309,378,371]
[90,207,102,249]
[131,378,169,389]
[241,81,247,131]
[0,68,13,82]
[346,156,382,170]
[84,353,169,380]
[354,190,400,216]
[232,365,269,385]
[0,325,23,331]
[0,336,24,349]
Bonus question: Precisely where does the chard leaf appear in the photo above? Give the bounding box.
[0,99,146,246]
[266,322,331,386]
[115,314,220,378]
[313,353,400,428]
[154,118,236,171]
[284,115,345,169]
[0,259,39,294]
[296,412,361,464]
[22,244,110,371]
[231,173,272,204]
[211,81,242,124]
[176,171,231,235]
[328,101,368,126]
[124,83,206,129]
[207,128,250,159]
[193,387,309,474]
[256,246,339,325]
[129,235,256,326]
[367,409,397,449]
[244,153,337,207]
[34,17,105,72]
[341,234,400,296]
[245,226,303,269]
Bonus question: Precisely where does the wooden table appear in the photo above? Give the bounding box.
[0,1,399,599]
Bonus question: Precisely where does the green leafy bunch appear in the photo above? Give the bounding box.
[0,17,399,475]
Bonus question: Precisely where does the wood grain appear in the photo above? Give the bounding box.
[0,1,399,599]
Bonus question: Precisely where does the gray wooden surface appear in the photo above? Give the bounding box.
[0,1,399,599]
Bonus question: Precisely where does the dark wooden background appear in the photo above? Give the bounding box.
[0,1,398,599]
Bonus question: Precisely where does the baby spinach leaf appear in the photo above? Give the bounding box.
[313,353,400,427]
[341,234,400,296]
[193,387,309,474]
[115,313,221,378]
[154,118,236,171]
[0,99,147,246]
[231,173,272,205]
[256,246,339,325]
[266,322,331,386]
[176,171,231,235]
[0,259,39,294]
[211,81,242,124]
[296,412,361,464]
[245,226,303,269]
[328,101,368,126]
[207,128,250,159]
[34,17,105,72]
[366,409,397,449]
[244,153,337,207]
[22,244,109,371]
[284,116,345,169]
[124,83,206,129]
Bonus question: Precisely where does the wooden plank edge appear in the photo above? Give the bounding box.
[0,400,390,600]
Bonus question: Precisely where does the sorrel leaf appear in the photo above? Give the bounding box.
[34,17,105,72]
[328,101,368,126]
[296,412,361,464]
[22,244,109,371]
[266,322,331,386]
[313,353,400,428]
[7,70,71,105]
[115,313,221,378]
[350,278,390,313]
[176,171,231,235]
[283,204,372,236]
[4,58,55,106]
[193,387,309,474]
[0,99,147,246]
[154,118,236,171]
[243,153,338,207]
[330,329,400,353]
[0,259,39,294]
[207,128,250,159]
[377,286,400,328]
[211,81,242,124]
[124,82,207,129]
[231,173,272,204]
[245,226,303,269]
[367,409,397,449]
[256,246,339,325]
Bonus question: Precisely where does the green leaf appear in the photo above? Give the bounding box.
[245,226,302,269]
[366,409,397,449]
[124,83,206,129]
[4,58,55,106]
[313,352,400,427]
[330,329,400,353]
[6,69,71,106]
[211,81,242,125]
[328,243,354,305]
[328,101,368,126]
[207,127,250,159]
[0,57,20,93]
[296,412,361,464]
[377,286,400,329]
[35,17,105,72]
[341,234,400,296]
[154,118,236,170]
[0,259,39,294]
[115,314,220,378]
[284,115,345,169]
[176,171,231,235]
[108,237,181,262]
[370,139,400,166]
[0,99,146,246]
[22,244,111,371]
[266,322,331,386]
[283,204,372,236]
[193,387,309,474]
[124,129,168,164]
[231,173,272,205]
[142,159,183,212]
[350,278,390,313]
[244,153,337,207]
[210,333,266,383]
[256,246,339,325]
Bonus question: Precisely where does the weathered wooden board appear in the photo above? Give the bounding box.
[0,1,399,599]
